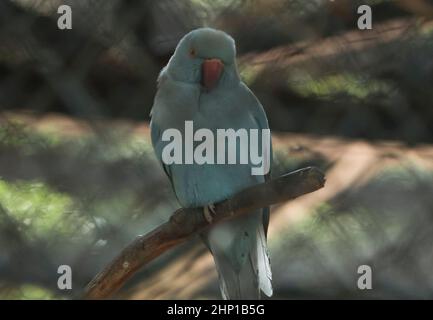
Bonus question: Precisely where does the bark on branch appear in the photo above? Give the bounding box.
[84,166,326,299]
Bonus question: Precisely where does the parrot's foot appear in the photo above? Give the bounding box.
[203,203,216,223]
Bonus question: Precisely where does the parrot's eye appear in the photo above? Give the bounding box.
[189,48,196,58]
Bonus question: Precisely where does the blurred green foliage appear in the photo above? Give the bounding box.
[290,73,392,100]
[1,0,433,300]
[0,179,74,240]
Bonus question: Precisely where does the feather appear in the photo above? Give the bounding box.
[257,220,273,297]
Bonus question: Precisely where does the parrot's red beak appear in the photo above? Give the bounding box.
[201,59,224,91]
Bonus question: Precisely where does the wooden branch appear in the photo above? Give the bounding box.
[84,166,325,299]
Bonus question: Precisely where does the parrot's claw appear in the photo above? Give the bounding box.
[204,203,216,223]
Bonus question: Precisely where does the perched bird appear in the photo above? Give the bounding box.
[150,28,272,299]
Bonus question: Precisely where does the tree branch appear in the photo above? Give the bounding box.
[84,166,325,299]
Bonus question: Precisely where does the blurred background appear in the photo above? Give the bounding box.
[0,0,433,299]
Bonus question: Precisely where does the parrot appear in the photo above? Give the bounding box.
[150,28,273,299]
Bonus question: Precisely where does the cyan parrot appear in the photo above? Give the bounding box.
[150,28,272,299]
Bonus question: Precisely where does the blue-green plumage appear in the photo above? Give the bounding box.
[150,28,272,299]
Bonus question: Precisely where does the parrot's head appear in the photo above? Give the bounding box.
[166,28,239,91]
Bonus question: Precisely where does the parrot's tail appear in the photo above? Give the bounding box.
[205,212,273,300]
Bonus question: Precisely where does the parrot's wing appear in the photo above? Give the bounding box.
[149,68,177,184]
[238,82,273,176]
[150,71,203,205]
[253,113,272,238]
[150,118,172,181]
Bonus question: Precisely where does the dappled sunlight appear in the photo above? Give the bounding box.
[1,0,433,300]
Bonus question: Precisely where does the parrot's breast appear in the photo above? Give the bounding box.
[173,87,264,207]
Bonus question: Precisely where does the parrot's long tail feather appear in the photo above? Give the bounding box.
[205,211,272,300]
[257,222,273,297]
